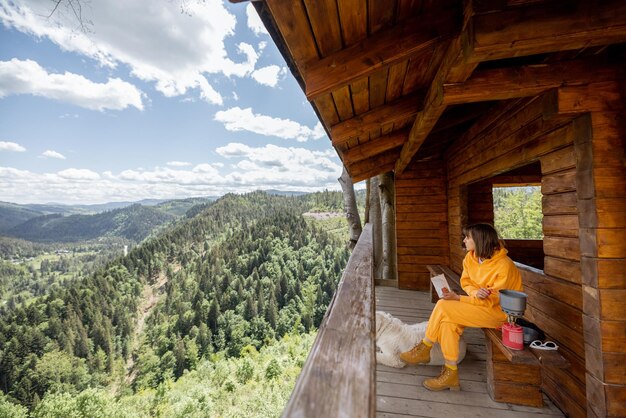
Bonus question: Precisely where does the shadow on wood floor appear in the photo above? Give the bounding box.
[375,287,565,418]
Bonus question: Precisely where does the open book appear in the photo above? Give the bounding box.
[430,274,451,298]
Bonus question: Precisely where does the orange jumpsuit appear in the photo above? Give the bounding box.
[425,247,522,364]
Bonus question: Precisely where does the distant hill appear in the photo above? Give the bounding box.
[264,189,309,196]
[0,197,217,237]
[20,199,167,215]
[154,197,216,217]
[5,204,176,243]
[0,202,46,232]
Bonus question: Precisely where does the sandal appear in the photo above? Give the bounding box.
[529,340,559,350]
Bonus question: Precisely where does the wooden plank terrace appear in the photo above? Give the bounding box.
[375,286,565,418]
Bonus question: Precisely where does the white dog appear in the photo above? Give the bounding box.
[375,311,467,368]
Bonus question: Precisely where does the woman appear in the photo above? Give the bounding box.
[399,223,522,391]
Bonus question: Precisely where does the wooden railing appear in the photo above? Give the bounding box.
[282,224,375,418]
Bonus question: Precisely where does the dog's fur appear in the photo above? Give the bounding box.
[375,311,467,368]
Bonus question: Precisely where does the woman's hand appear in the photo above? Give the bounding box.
[475,288,492,299]
[441,288,460,301]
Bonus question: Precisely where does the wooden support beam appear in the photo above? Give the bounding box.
[330,94,421,146]
[351,161,398,184]
[431,103,493,134]
[471,0,626,62]
[348,148,401,183]
[303,9,458,100]
[342,129,408,166]
[443,60,621,105]
[395,2,478,176]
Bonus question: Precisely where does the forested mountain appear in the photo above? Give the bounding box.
[0,197,216,237]
[0,203,44,232]
[5,204,176,243]
[0,191,349,415]
[153,197,215,217]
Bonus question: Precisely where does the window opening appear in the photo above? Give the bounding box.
[493,185,543,240]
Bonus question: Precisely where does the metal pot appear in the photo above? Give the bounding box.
[499,289,528,316]
[522,326,541,345]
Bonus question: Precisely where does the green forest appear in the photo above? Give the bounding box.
[493,186,543,240]
[0,191,350,417]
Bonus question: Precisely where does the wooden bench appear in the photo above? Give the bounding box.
[426,265,544,407]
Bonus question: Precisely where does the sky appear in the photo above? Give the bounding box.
[0,0,345,205]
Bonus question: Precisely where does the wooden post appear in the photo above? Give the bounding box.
[569,89,626,418]
[338,167,362,249]
[378,172,397,281]
[370,176,383,280]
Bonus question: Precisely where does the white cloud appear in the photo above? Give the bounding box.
[214,107,327,142]
[0,142,343,204]
[312,122,326,139]
[0,141,26,152]
[215,142,342,186]
[58,168,100,180]
[166,161,192,167]
[0,0,276,103]
[251,65,283,87]
[42,150,66,159]
[192,163,220,175]
[0,59,144,111]
[246,3,268,36]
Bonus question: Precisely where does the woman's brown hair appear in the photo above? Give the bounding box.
[463,223,501,259]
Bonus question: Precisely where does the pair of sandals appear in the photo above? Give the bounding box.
[529,340,559,350]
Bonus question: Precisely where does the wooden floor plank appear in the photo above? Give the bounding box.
[376,395,564,418]
[375,287,564,418]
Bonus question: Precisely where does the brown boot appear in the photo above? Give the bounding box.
[423,366,460,391]
[399,342,432,365]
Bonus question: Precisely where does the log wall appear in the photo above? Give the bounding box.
[445,94,587,417]
[504,240,543,270]
[395,160,449,289]
[394,82,625,418]
[567,84,626,418]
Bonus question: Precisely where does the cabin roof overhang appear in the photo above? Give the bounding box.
[243,0,626,182]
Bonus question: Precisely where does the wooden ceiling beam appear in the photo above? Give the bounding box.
[342,129,408,166]
[443,60,621,105]
[470,0,626,62]
[395,1,478,176]
[431,103,493,134]
[330,94,421,147]
[349,150,400,183]
[351,162,397,183]
[303,9,459,100]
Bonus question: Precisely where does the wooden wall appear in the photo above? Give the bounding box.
[395,160,448,290]
[444,94,588,417]
[568,82,626,418]
[394,81,625,417]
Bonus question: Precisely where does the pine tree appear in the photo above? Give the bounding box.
[208,298,220,333]
[266,292,278,329]
[244,294,257,321]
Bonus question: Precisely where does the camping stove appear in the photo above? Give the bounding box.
[499,290,528,351]
[501,314,524,350]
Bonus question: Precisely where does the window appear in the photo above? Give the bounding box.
[493,186,543,240]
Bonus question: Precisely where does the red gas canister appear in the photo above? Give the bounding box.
[501,322,524,350]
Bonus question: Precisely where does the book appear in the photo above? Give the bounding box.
[430,274,451,298]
